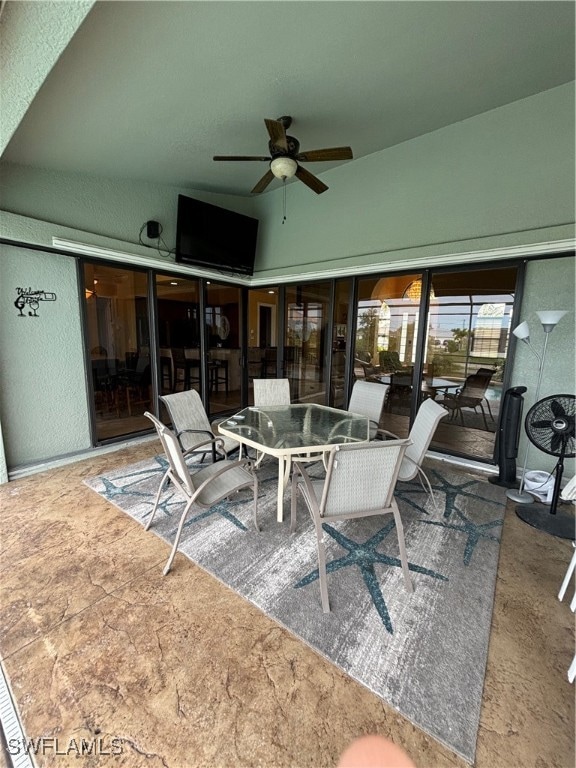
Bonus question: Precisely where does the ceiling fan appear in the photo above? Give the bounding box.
[213,116,353,195]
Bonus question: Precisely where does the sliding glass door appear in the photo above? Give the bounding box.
[83,263,151,441]
[284,282,331,404]
[354,273,425,437]
[83,258,519,464]
[352,266,518,461]
[205,281,243,418]
[155,274,201,426]
[247,286,280,404]
[424,266,517,460]
[330,279,353,408]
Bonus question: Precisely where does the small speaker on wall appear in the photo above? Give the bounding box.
[146,220,160,239]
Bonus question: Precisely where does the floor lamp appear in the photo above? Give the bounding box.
[506,310,568,504]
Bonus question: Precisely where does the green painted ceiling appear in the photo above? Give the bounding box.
[2,1,574,197]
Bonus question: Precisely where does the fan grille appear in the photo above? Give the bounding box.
[525,394,575,457]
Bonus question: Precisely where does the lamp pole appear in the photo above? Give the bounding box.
[506,311,567,503]
[506,334,543,503]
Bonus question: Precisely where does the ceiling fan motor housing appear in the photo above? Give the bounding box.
[269,136,300,158]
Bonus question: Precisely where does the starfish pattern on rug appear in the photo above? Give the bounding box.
[394,470,505,566]
[97,455,171,506]
[418,504,503,566]
[178,493,250,534]
[393,482,434,515]
[294,518,447,633]
[428,469,505,521]
[396,469,505,518]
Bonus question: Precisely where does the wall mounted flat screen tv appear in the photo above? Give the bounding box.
[175,194,259,276]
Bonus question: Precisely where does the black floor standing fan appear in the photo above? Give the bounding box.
[516,394,575,539]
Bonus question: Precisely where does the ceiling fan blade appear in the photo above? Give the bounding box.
[251,169,275,194]
[296,147,354,162]
[213,155,270,162]
[295,165,328,194]
[264,119,288,151]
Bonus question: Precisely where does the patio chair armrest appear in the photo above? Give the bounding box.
[376,428,400,440]
[176,428,214,442]
[179,433,226,459]
[190,458,255,500]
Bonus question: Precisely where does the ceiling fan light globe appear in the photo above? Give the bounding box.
[270,156,298,180]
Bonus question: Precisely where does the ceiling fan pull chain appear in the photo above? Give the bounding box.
[282,180,287,224]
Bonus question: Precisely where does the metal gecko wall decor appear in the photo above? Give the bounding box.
[14,287,57,317]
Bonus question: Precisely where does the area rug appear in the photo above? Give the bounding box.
[84,456,507,764]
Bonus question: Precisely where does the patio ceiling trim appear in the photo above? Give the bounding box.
[52,236,576,286]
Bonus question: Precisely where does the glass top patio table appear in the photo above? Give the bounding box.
[217,403,370,521]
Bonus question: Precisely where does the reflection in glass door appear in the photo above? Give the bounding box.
[84,263,151,442]
[330,279,352,408]
[155,274,201,425]
[354,267,517,461]
[205,281,243,418]
[424,267,517,460]
[285,282,331,404]
[354,273,424,438]
[247,286,279,404]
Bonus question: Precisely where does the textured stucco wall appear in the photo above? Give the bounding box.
[0,0,94,155]
[0,244,91,467]
[510,255,576,477]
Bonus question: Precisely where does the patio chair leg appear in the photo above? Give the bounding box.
[163,498,195,575]
[392,503,413,594]
[416,466,438,512]
[290,472,298,534]
[315,528,331,612]
[478,403,488,430]
[145,469,170,531]
[558,546,576,601]
[568,654,576,684]
[252,475,260,532]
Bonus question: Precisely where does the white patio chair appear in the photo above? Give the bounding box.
[379,397,447,510]
[253,378,291,406]
[160,390,239,462]
[347,380,389,439]
[144,412,258,575]
[251,378,292,466]
[290,438,413,613]
[323,381,388,471]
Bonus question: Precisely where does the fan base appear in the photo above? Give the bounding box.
[506,488,534,503]
[516,503,575,540]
